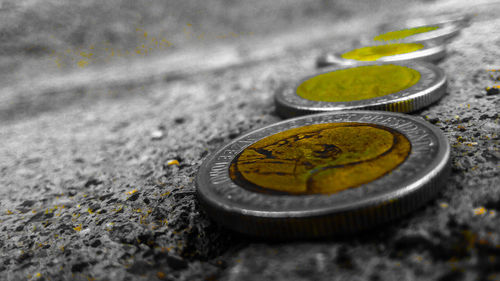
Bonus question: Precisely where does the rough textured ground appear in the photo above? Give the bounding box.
[0,0,499,280]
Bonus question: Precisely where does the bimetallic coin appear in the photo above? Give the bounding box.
[275,61,446,118]
[379,14,472,35]
[374,21,462,43]
[196,111,451,238]
[316,41,445,68]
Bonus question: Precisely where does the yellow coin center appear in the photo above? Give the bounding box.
[374,26,440,41]
[341,43,424,61]
[297,64,421,102]
[229,123,411,195]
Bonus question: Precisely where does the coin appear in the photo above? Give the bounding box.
[275,61,446,118]
[196,111,451,238]
[316,41,445,68]
[379,14,472,35]
[410,14,471,28]
[374,21,462,43]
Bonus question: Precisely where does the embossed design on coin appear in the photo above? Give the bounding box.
[196,111,451,238]
[275,61,446,118]
[230,123,410,195]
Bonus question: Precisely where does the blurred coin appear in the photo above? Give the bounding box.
[316,41,445,68]
[379,14,472,32]
[275,61,446,118]
[374,21,462,43]
[196,111,451,238]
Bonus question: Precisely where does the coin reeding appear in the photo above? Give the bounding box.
[198,155,450,238]
[368,78,447,113]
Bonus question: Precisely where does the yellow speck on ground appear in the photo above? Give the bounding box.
[474,207,487,216]
[6,209,13,215]
[440,203,449,208]
[127,189,138,195]
[157,271,166,279]
[73,224,82,232]
[80,52,93,58]
[77,60,89,68]
[167,159,180,166]
[35,272,42,278]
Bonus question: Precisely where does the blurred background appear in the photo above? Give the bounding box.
[0,0,394,65]
[0,0,450,121]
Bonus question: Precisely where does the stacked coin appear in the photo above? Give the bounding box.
[196,14,466,238]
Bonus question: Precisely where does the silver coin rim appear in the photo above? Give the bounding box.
[196,111,450,219]
[275,61,446,116]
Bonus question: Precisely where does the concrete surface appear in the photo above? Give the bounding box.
[0,0,499,280]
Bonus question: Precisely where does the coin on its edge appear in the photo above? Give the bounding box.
[275,61,446,118]
[196,111,451,238]
[316,41,445,68]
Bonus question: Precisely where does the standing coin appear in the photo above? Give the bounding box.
[196,111,451,238]
[275,61,446,118]
[316,41,445,68]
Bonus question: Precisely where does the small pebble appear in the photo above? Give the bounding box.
[151,130,164,140]
[167,159,180,166]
